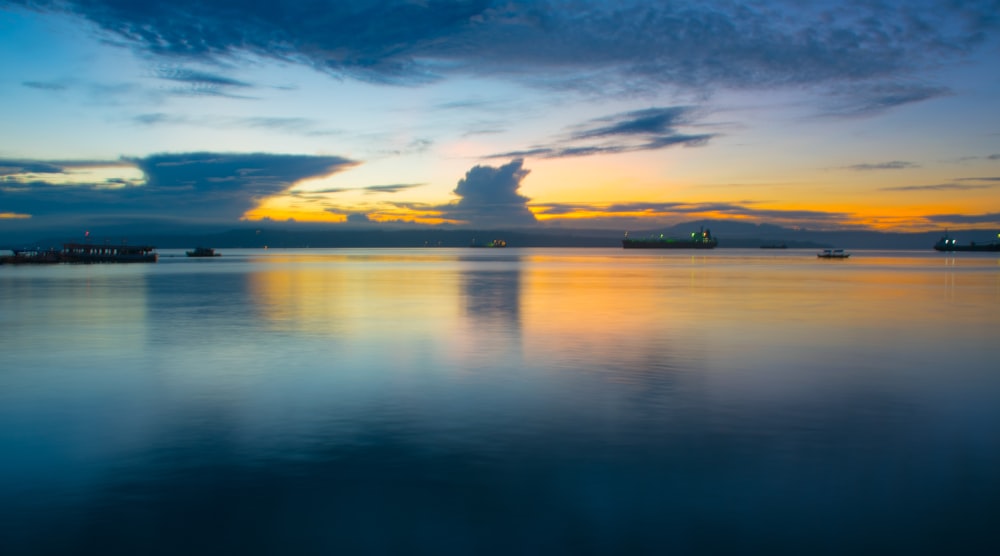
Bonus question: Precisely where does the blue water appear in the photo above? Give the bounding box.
[2,248,998,554]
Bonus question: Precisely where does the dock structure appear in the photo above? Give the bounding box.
[2,242,158,264]
[61,242,158,263]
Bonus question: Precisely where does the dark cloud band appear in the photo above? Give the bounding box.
[10,0,996,97]
[0,153,355,227]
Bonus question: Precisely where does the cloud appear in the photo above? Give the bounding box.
[572,107,691,139]
[22,80,68,91]
[155,66,252,89]
[362,184,424,194]
[346,213,372,224]
[925,213,1000,225]
[535,201,852,223]
[1,159,136,179]
[11,1,997,98]
[534,201,717,216]
[297,183,425,197]
[131,113,339,137]
[133,113,180,126]
[488,106,714,159]
[880,183,997,191]
[0,153,355,228]
[152,65,256,97]
[443,159,536,227]
[846,161,918,171]
[818,82,952,117]
[527,200,863,231]
[0,159,67,175]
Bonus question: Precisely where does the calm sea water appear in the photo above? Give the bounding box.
[2,248,998,554]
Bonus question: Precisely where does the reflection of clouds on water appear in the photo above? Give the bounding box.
[459,257,522,326]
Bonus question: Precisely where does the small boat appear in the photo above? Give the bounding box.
[933,233,1000,252]
[817,249,850,259]
[622,227,718,249]
[470,239,507,248]
[186,246,221,257]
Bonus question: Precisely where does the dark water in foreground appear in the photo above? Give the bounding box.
[2,248,998,554]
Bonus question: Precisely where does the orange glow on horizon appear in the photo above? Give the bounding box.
[241,198,998,232]
[233,155,999,233]
[242,206,346,224]
[243,202,461,226]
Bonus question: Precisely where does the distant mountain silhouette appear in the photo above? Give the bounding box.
[627,220,959,250]
[2,220,991,251]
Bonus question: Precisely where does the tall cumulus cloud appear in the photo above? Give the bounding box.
[445,159,536,228]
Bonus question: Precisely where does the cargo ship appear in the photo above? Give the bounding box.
[933,232,1000,252]
[622,228,718,249]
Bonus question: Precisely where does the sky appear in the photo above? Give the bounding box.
[2,0,999,234]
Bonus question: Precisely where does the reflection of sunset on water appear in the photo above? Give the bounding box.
[237,251,1000,378]
[247,253,462,337]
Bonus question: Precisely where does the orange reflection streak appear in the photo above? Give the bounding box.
[516,253,1000,378]
[518,257,719,373]
[232,250,1000,386]
[246,254,463,335]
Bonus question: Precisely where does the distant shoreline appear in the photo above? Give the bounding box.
[2,221,993,251]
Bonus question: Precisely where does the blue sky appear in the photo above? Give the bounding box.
[2,0,999,234]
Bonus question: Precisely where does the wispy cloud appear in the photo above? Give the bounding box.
[881,183,997,191]
[0,159,135,178]
[132,113,339,137]
[0,160,66,176]
[571,107,691,139]
[534,201,852,223]
[22,80,68,91]
[133,113,180,126]
[526,199,861,230]
[818,83,952,118]
[846,161,918,171]
[152,66,256,97]
[155,67,251,88]
[488,107,714,159]
[362,184,424,195]
[925,213,1000,225]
